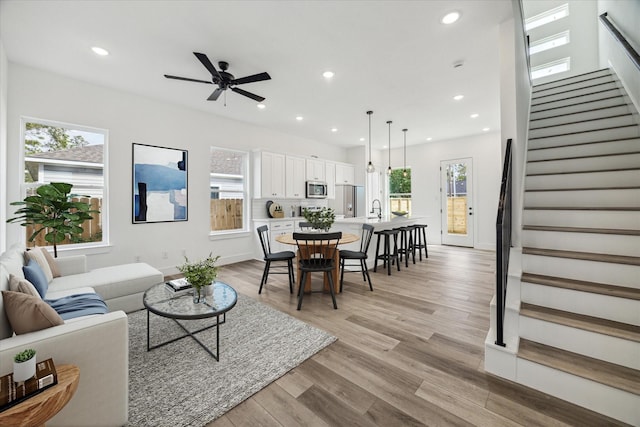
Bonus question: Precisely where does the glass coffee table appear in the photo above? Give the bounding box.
[143,280,237,361]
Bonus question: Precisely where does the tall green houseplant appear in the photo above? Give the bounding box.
[7,182,100,257]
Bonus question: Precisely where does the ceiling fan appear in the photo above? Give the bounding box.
[164,52,271,102]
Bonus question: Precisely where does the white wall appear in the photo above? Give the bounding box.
[0,38,7,253]
[598,0,640,110]
[6,63,347,272]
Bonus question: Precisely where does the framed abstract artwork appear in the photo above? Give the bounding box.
[132,143,188,223]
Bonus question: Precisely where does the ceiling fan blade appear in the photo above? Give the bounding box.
[231,72,271,86]
[207,88,223,101]
[164,74,213,84]
[193,52,222,80]
[231,87,265,102]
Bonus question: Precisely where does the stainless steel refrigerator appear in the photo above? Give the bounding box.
[331,185,365,218]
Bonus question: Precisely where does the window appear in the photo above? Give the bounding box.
[529,30,570,55]
[525,3,569,31]
[22,118,107,249]
[389,168,411,214]
[531,57,571,80]
[210,148,249,233]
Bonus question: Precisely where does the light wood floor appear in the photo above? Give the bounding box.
[205,245,627,427]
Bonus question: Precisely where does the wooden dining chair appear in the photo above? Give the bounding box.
[339,223,374,292]
[256,225,295,294]
[293,231,342,310]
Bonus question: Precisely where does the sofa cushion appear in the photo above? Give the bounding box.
[40,248,61,278]
[25,248,54,283]
[23,259,49,298]
[9,274,40,298]
[0,246,26,281]
[2,290,64,334]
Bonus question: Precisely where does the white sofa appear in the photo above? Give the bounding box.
[0,244,163,427]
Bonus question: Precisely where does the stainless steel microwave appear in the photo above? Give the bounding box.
[306,181,328,199]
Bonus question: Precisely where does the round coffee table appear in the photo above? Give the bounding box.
[143,280,237,361]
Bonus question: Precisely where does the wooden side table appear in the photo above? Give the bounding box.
[0,364,80,427]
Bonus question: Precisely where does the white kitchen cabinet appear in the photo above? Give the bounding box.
[305,158,325,181]
[335,162,355,185]
[255,151,286,198]
[325,161,336,199]
[285,155,306,199]
[254,219,293,255]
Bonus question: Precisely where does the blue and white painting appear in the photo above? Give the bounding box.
[133,143,187,223]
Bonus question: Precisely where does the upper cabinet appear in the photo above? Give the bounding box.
[325,161,336,199]
[285,155,306,199]
[335,162,355,185]
[305,158,325,182]
[255,151,286,198]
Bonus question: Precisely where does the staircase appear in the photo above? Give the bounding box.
[487,69,640,425]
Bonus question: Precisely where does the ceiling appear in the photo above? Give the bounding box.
[0,0,513,150]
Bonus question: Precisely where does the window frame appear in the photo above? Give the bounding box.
[209,147,250,238]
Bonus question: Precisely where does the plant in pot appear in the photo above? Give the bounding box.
[302,207,335,231]
[13,348,37,382]
[177,253,220,303]
[6,182,100,257]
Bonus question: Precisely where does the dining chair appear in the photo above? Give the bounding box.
[293,231,342,310]
[339,224,374,292]
[256,225,296,294]
[298,221,314,231]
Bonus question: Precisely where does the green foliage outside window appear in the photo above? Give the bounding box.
[389,169,411,194]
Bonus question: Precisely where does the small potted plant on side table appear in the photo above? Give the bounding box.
[13,348,36,382]
[177,253,220,303]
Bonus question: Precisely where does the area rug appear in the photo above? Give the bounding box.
[126,293,336,427]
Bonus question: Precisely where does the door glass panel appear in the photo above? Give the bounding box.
[445,163,468,235]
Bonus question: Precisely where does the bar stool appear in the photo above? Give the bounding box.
[373,229,401,275]
[412,224,428,260]
[394,226,415,268]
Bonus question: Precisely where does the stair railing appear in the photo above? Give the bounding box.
[599,12,640,70]
[495,139,513,347]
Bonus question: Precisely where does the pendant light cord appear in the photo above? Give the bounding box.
[402,128,408,176]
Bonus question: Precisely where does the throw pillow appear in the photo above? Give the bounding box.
[1,290,64,335]
[8,274,41,298]
[39,247,61,278]
[25,248,54,282]
[22,259,49,298]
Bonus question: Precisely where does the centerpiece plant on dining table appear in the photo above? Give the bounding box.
[177,253,220,303]
[303,207,335,231]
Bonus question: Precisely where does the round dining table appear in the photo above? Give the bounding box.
[275,232,359,293]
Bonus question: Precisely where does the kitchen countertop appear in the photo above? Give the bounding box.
[334,215,425,225]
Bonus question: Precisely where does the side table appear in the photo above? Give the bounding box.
[0,364,80,427]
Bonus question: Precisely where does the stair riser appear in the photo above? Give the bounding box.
[530,105,631,128]
[530,97,627,120]
[522,230,640,256]
[532,82,620,106]
[528,126,640,150]
[523,209,640,229]
[522,254,640,288]
[532,70,612,93]
[526,153,640,175]
[525,169,640,190]
[530,89,623,113]
[529,115,636,139]
[533,74,616,99]
[520,316,640,369]
[521,282,640,326]
[527,138,640,161]
[516,359,639,426]
[524,188,640,208]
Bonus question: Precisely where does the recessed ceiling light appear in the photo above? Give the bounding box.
[296,116,304,121]
[331,128,338,133]
[257,103,266,109]
[91,46,109,56]
[359,137,365,141]
[426,137,433,141]
[482,127,490,132]
[470,113,479,118]
[322,71,335,79]
[441,11,460,25]
[453,95,464,101]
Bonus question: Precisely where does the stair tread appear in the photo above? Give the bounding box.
[521,303,640,343]
[531,88,622,109]
[530,94,621,114]
[532,69,611,90]
[529,113,634,131]
[532,82,619,102]
[521,272,640,300]
[528,136,640,151]
[529,124,638,141]
[522,247,640,266]
[518,338,640,394]
[528,153,640,163]
[525,185,640,190]
[522,225,640,236]
[529,104,628,123]
[524,206,640,211]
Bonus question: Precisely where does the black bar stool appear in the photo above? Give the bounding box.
[394,226,415,268]
[412,224,428,260]
[373,229,400,275]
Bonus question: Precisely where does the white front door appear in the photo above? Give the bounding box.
[441,158,474,247]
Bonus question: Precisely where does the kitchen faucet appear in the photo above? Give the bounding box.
[371,199,382,219]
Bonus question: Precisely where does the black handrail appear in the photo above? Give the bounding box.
[599,12,640,70]
[495,139,513,347]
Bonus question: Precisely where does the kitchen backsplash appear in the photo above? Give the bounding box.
[252,198,328,219]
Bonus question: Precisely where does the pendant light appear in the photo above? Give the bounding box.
[402,128,408,177]
[386,120,392,176]
[366,110,375,173]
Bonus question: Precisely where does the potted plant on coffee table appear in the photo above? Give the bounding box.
[13,348,37,382]
[177,253,220,303]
